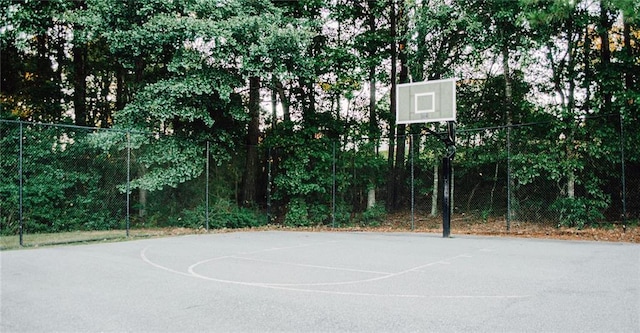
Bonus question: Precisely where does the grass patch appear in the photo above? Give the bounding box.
[0,229,190,250]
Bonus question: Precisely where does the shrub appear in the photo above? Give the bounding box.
[308,204,330,225]
[284,198,311,227]
[551,197,608,229]
[360,204,386,227]
[333,203,353,227]
[165,200,264,229]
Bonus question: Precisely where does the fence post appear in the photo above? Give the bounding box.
[410,133,415,231]
[332,141,336,228]
[205,141,210,231]
[19,121,24,247]
[267,147,272,225]
[126,131,131,237]
[619,112,627,228]
[442,156,451,238]
[506,126,512,232]
[431,163,438,217]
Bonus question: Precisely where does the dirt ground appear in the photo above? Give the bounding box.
[166,213,639,243]
[363,213,640,243]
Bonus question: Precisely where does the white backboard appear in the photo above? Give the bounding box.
[396,78,456,124]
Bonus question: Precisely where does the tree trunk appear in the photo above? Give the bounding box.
[36,33,60,120]
[241,76,261,206]
[367,4,378,209]
[489,161,499,208]
[566,17,577,201]
[386,0,398,211]
[389,0,409,211]
[393,125,406,210]
[502,43,513,124]
[116,65,127,112]
[0,42,20,96]
[271,76,278,125]
[568,172,575,199]
[72,41,87,127]
[367,188,376,209]
[623,16,633,90]
[583,24,592,114]
[599,0,612,114]
[503,40,516,221]
[138,165,147,218]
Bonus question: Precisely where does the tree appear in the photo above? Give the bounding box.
[3,0,638,230]
[78,0,313,197]
[408,0,479,215]
[1,0,71,122]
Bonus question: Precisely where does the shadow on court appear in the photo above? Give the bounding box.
[2,231,639,332]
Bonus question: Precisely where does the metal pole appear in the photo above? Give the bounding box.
[205,141,210,231]
[332,142,336,228]
[126,131,131,237]
[267,147,272,225]
[442,121,456,238]
[619,111,627,229]
[442,156,451,238]
[19,122,23,247]
[410,133,415,231]
[506,126,512,232]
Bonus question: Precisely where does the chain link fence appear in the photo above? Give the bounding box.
[1,118,636,247]
[457,116,634,229]
[1,121,127,246]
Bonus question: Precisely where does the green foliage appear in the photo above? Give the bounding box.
[308,203,331,225]
[552,197,608,229]
[2,0,639,236]
[476,208,492,223]
[333,202,353,227]
[0,122,19,234]
[0,123,125,235]
[269,125,335,202]
[410,0,478,81]
[340,138,388,201]
[172,200,264,230]
[73,0,315,195]
[129,137,205,192]
[209,199,264,229]
[284,198,312,227]
[359,204,386,227]
[0,0,67,122]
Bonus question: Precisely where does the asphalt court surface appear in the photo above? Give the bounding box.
[2,231,639,332]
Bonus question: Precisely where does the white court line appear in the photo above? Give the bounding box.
[141,246,234,277]
[141,239,340,280]
[187,252,476,287]
[184,259,531,299]
[140,246,198,277]
[141,244,532,299]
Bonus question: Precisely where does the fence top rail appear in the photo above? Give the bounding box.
[2,111,621,141]
[0,119,155,136]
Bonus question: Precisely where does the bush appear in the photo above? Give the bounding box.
[165,200,265,229]
[211,199,265,229]
[82,211,121,231]
[284,198,311,227]
[308,204,330,225]
[551,197,608,229]
[360,204,386,227]
[333,203,353,227]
